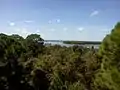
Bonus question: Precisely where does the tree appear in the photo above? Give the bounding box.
[94,22,120,90]
[10,34,24,41]
[26,34,43,42]
[25,34,44,57]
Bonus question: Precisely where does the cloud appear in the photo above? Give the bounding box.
[78,27,84,31]
[9,22,15,26]
[90,10,99,17]
[56,19,60,23]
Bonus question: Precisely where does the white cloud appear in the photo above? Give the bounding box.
[56,19,60,23]
[78,27,84,31]
[90,10,99,17]
[9,22,15,26]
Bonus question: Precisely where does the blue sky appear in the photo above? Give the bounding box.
[0,0,120,41]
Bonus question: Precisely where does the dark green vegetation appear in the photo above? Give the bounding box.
[0,22,120,90]
[63,41,101,45]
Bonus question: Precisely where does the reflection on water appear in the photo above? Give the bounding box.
[43,41,100,49]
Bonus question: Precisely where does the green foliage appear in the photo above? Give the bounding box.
[94,22,120,90]
[68,82,85,90]
[34,45,99,90]
[0,22,120,90]
[63,41,101,45]
[26,34,43,42]
[94,67,120,90]
[0,33,100,90]
[10,34,24,41]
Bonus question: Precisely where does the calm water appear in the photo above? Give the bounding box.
[43,41,100,49]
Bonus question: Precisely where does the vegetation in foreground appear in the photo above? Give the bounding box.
[0,22,120,90]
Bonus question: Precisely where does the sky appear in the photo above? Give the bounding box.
[0,0,120,41]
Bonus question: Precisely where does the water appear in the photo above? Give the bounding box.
[43,41,100,49]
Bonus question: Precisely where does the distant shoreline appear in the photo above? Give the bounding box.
[40,40,101,45]
[63,41,101,45]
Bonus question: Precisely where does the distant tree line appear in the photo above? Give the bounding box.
[63,41,101,45]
